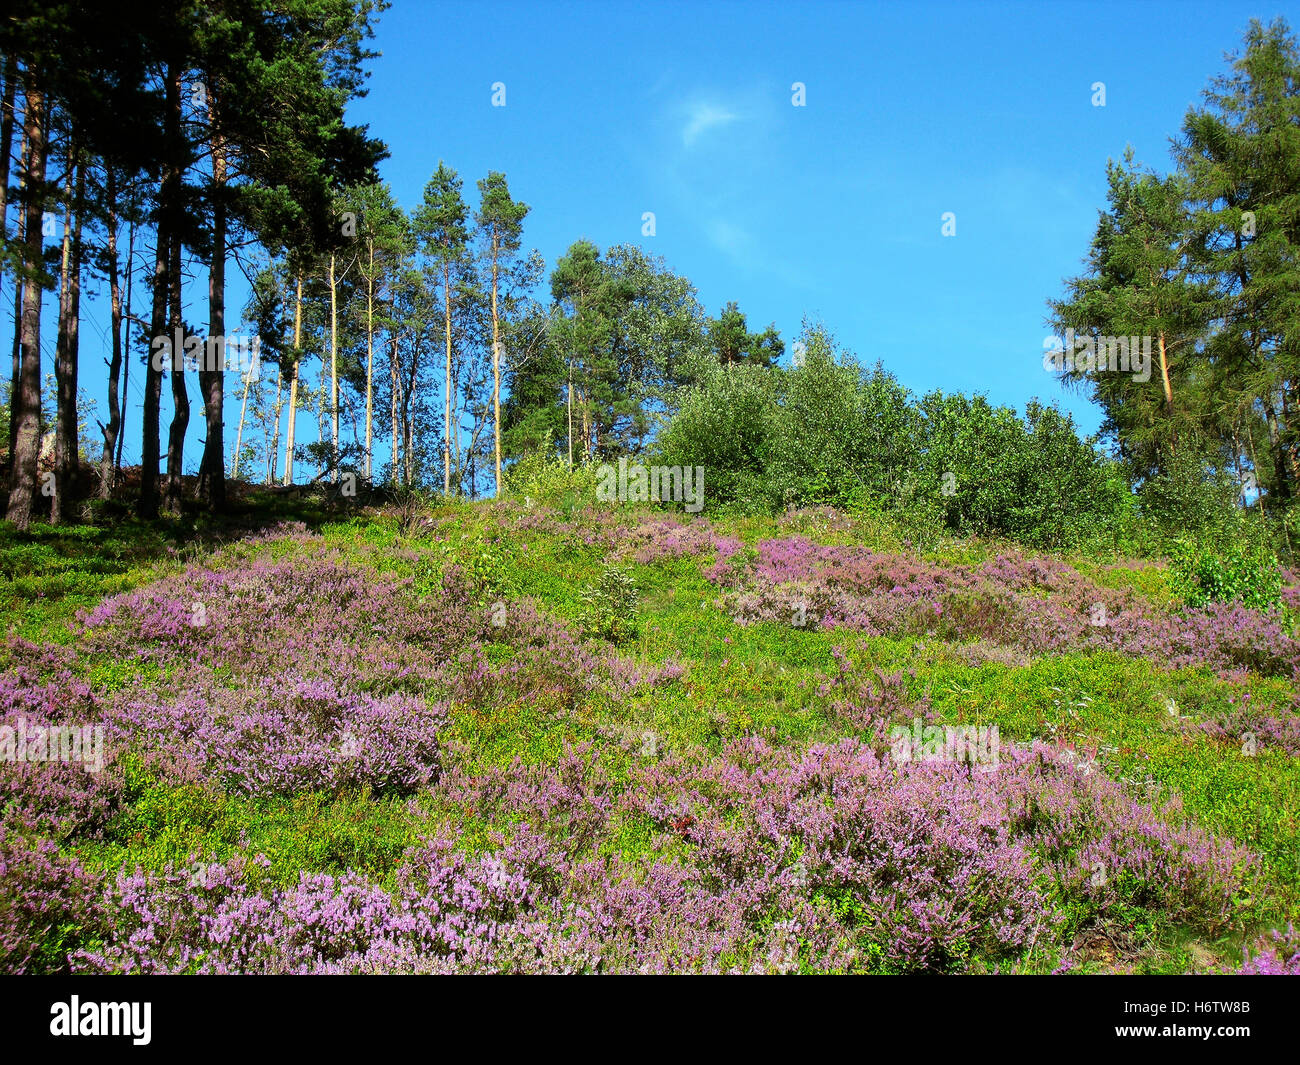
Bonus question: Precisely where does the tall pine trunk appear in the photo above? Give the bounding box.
[329,252,339,483]
[364,244,375,483]
[198,92,227,510]
[232,362,252,478]
[269,363,283,485]
[4,78,45,529]
[443,266,452,494]
[100,166,123,498]
[163,61,188,514]
[7,113,26,478]
[390,334,400,485]
[53,149,82,523]
[0,56,15,344]
[282,274,302,484]
[490,241,502,496]
[139,223,167,518]
[115,208,133,478]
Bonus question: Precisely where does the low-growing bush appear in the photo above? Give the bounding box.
[1169,542,1284,611]
[578,566,640,645]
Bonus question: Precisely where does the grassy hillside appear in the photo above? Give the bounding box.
[2,492,1297,974]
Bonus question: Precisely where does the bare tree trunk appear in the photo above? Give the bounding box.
[232,363,253,478]
[139,225,167,519]
[269,363,282,486]
[443,266,452,494]
[364,245,374,482]
[99,166,123,498]
[163,61,188,514]
[115,209,133,478]
[580,387,590,462]
[390,334,400,485]
[5,80,46,530]
[1156,329,1176,452]
[329,251,338,483]
[315,353,325,480]
[0,56,16,336]
[403,339,417,486]
[197,90,227,510]
[53,149,82,523]
[282,274,302,484]
[1264,401,1291,502]
[490,246,502,496]
[7,109,26,477]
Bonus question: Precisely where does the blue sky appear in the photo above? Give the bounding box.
[10,0,1298,475]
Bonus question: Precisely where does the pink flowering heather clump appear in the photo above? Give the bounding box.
[66,731,1258,974]
[111,676,447,798]
[711,536,1300,679]
[0,824,105,974]
[0,524,1276,975]
[0,640,123,840]
[1236,926,1300,974]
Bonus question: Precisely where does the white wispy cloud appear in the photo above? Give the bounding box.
[681,102,738,147]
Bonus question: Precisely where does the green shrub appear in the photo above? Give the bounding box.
[656,360,780,509]
[763,324,917,511]
[1135,448,1246,551]
[1169,541,1283,611]
[502,432,600,509]
[578,566,639,645]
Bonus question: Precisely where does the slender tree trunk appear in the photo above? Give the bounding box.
[567,360,573,469]
[443,267,452,494]
[232,363,252,478]
[7,116,26,477]
[452,363,462,488]
[329,252,339,483]
[1264,400,1291,502]
[198,92,227,510]
[269,364,283,486]
[143,59,181,518]
[283,274,302,484]
[100,167,123,498]
[490,243,502,496]
[390,334,400,485]
[1155,330,1176,452]
[116,209,134,478]
[0,56,16,326]
[53,150,82,523]
[580,388,590,462]
[400,339,414,485]
[364,245,375,482]
[5,80,46,530]
[164,61,188,514]
[139,224,167,519]
[315,353,325,480]
[52,156,73,520]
